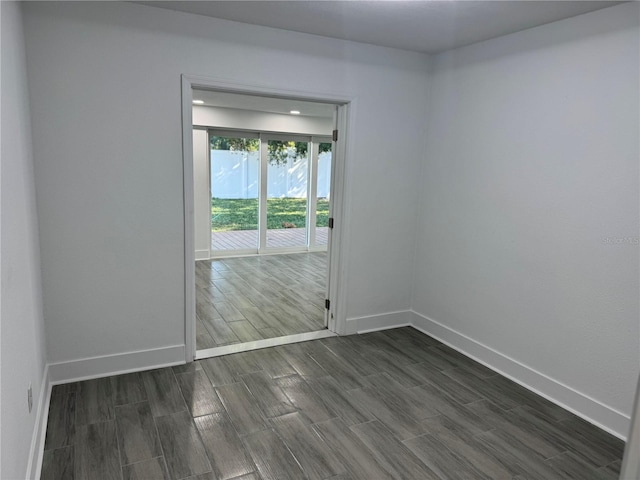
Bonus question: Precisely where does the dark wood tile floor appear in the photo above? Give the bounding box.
[196,253,327,349]
[41,327,625,480]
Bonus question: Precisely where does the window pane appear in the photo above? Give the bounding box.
[315,143,332,247]
[266,140,309,249]
[210,136,259,251]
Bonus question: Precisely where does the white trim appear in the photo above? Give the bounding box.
[621,373,640,478]
[26,365,51,480]
[210,248,259,259]
[263,132,311,143]
[328,103,353,334]
[213,246,329,258]
[183,74,353,106]
[195,249,210,261]
[48,345,185,384]
[345,310,413,335]
[182,76,196,362]
[409,310,630,440]
[195,330,336,359]
[261,246,314,255]
[208,129,261,140]
[209,248,327,261]
[259,136,268,251]
[206,131,212,260]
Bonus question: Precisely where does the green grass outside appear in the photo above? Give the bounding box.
[212,198,329,231]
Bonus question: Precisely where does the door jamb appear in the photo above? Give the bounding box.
[181,74,353,361]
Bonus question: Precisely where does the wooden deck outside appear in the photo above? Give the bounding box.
[212,227,328,251]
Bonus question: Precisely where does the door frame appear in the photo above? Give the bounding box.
[181,74,353,361]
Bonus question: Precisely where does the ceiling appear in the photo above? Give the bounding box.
[192,89,337,118]
[185,1,621,116]
[137,1,622,54]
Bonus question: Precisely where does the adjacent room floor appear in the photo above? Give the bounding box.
[196,252,327,349]
[41,327,624,480]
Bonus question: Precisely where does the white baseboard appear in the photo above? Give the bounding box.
[25,364,51,480]
[48,345,186,384]
[345,310,412,335]
[410,310,630,440]
[195,250,210,261]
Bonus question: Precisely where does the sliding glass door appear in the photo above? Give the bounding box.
[210,132,260,253]
[265,136,310,249]
[312,140,332,248]
[209,130,331,256]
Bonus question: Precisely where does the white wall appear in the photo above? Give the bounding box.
[22,2,428,366]
[413,3,639,437]
[193,105,333,135]
[1,2,48,478]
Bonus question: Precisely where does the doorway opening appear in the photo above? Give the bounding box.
[182,79,350,361]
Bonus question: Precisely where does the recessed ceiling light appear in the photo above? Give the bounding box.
[290,110,301,115]
[192,100,204,104]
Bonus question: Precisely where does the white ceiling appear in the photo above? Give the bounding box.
[180,1,621,117]
[137,0,622,54]
[192,89,337,118]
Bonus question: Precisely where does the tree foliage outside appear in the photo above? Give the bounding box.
[212,197,329,231]
[211,136,331,166]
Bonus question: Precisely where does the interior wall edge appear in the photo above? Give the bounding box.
[408,56,435,313]
[25,364,51,480]
[409,310,630,440]
[47,344,185,385]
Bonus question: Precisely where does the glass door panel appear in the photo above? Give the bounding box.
[266,139,310,249]
[210,134,260,252]
[315,142,332,248]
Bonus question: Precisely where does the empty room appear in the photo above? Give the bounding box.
[2,1,639,479]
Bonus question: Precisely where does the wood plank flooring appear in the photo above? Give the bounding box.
[41,327,625,480]
[196,252,327,349]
